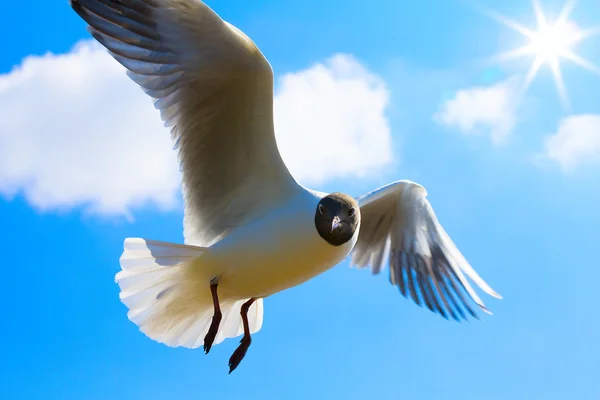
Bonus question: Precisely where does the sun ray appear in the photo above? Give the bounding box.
[549,58,569,109]
[561,51,600,75]
[483,9,537,39]
[532,0,548,29]
[555,0,576,26]
[575,27,600,42]
[494,46,535,62]
[484,0,599,109]
[524,57,545,91]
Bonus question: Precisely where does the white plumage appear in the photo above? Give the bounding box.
[117,239,264,348]
[352,181,502,320]
[70,0,501,371]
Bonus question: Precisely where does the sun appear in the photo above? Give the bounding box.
[488,0,599,109]
[528,19,578,62]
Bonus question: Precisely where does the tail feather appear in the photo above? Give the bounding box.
[116,238,264,349]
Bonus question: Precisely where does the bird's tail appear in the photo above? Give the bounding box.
[116,238,264,348]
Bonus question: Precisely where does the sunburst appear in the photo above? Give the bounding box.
[487,0,599,109]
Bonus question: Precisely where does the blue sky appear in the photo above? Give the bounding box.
[2,0,600,399]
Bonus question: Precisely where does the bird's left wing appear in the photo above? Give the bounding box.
[351,180,501,321]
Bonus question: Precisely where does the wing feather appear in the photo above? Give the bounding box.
[352,181,502,321]
[71,0,296,247]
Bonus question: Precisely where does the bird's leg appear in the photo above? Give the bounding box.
[203,278,222,354]
[228,297,257,374]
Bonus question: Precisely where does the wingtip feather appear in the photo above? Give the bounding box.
[480,306,493,316]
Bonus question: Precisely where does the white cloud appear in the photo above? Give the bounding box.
[274,54,392,185]
[433,78,519,144]
[0,41,392,216]
[543,114,600,172]
[0,41,179,216]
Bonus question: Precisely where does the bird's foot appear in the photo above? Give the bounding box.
[228,335,251,374]
[203,313,221,354]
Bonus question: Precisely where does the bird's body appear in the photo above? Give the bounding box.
[70,0,502,373]
[198,187,358,300]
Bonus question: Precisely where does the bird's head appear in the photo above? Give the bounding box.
[314,192,360,247]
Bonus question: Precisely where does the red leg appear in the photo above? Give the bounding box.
[228,297,257,373]
[203,281,222,354]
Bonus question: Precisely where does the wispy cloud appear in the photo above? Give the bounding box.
[543,114,600,172]
[433,77,520,145]
[0,42,393,216]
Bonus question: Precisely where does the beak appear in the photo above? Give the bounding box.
[330,216,341,232]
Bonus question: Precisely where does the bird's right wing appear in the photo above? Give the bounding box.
[71,0,297,246]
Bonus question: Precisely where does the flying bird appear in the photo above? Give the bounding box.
[70,0,502,373]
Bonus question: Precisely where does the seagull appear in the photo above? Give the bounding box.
[70,0,502,373]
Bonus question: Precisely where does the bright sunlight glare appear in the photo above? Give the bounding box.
[488,0,599,110]
[529,20,578,62]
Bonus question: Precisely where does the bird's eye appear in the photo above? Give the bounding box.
[318,204,326,215]
[348,207,356,217]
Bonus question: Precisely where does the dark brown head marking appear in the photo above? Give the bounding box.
[314,192,360,247]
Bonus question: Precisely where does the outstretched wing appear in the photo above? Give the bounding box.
[71,0,297,246]
[351,180,502,321]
